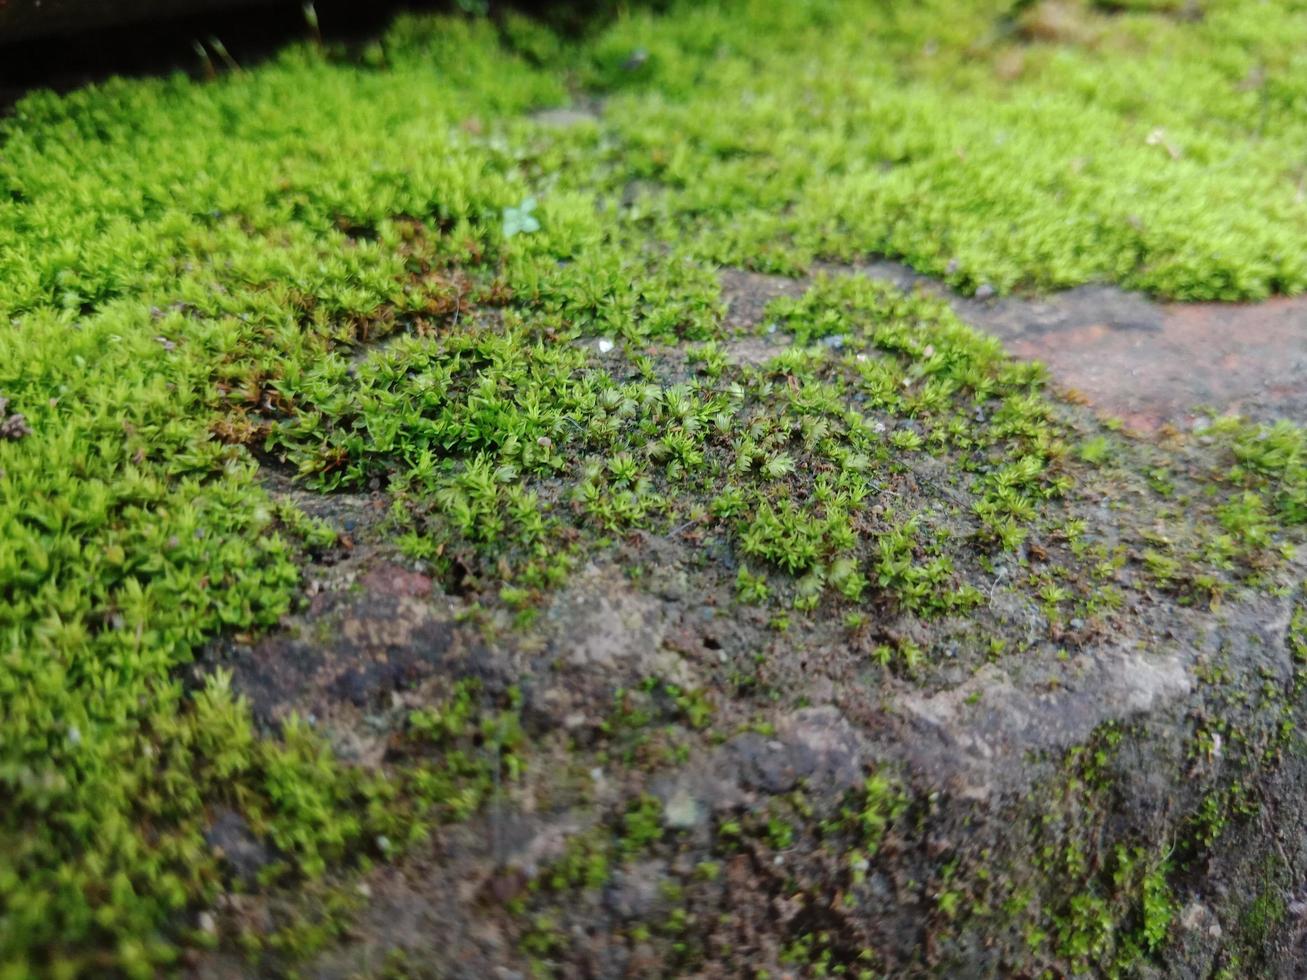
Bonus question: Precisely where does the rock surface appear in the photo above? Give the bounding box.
[190,269,1307,976]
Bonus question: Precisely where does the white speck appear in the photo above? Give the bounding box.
[197,911,217,936]
[66,726,81,746]
[590,767,604,783]
[597,338,614,353]
[663,790,702,829]
[376,835,392,853]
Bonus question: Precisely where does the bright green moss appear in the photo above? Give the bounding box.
[2,0,1307,973]
[564,0,1307,298]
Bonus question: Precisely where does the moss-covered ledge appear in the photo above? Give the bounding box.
[3,0,1307,975]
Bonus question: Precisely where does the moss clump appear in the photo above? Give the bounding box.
[564,0,1307,299]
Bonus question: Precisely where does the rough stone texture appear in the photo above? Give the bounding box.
[828,259,1307,432]
[185,268,1307,978]
[195,514,1307,976]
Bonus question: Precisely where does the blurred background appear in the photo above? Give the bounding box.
[0,0,576,105]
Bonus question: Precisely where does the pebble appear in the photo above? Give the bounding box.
[662,790,703,830]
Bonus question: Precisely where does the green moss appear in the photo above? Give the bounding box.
[3,0,1307,972]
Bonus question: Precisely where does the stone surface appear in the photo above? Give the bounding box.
[831,259,1307,431]
[186,265,1307,978]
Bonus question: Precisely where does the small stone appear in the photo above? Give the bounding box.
[0,412,30,441]
[597,338,615,353]
[974,283,996,300]
[663,790,703,830]
[197,911,217,936]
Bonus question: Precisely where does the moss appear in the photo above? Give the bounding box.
[2,0,1307,973]
[1237,881,1288,958]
